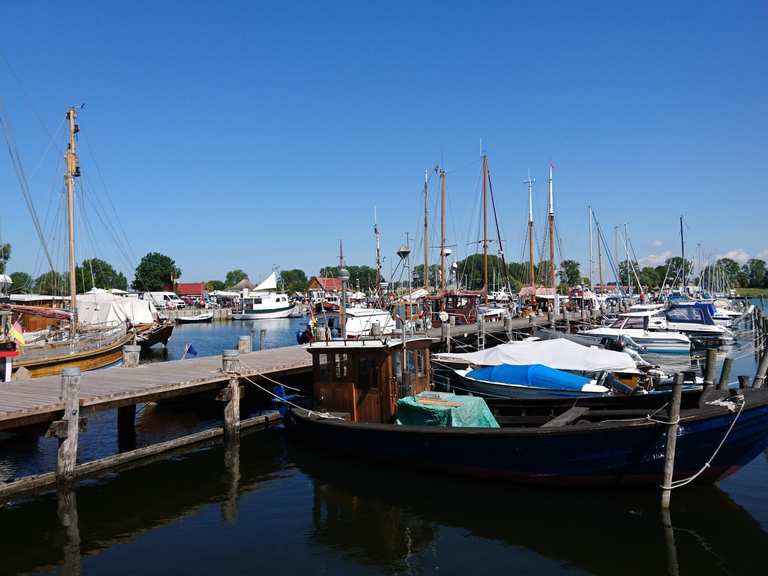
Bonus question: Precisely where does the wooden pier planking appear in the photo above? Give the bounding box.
[0,345,313,431]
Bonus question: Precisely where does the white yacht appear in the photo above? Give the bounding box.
[232,272,295,320]
[579,311,692,354]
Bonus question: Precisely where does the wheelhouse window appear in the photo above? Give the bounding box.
[334,353,348,380]
[358,357,379,390]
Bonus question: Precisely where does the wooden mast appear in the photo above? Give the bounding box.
[65,107,79,332]
[374,207,382,305]
[525,171,536,302]
[482,154,488,303]
[423,170,429,290]
[547,162,556,290]
[439,168,446,291]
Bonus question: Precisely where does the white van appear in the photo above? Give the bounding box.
[145,291,186,310]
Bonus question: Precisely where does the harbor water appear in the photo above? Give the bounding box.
[1,308,767,575]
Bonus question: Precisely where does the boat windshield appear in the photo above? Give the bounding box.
[609,318,626,329]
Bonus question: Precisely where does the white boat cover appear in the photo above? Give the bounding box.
[434,338,638,373]
[254,272,278,291]
[78,289,157,327]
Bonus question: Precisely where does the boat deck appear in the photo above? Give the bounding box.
[0,345,311,431]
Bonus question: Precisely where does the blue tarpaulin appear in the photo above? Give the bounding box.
[466,364,591,392]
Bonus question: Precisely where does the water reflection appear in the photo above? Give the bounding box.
[290,443,768,576]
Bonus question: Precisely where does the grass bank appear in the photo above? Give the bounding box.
[737,288,768,298]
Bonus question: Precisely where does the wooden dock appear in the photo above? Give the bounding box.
[0,345,311,432]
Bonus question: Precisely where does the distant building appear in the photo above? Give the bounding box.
[175,282,207,298]
[306,277,342,304]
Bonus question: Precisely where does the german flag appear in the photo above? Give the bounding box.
[9,321,25,346]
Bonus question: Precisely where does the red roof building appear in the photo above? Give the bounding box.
[307,277,342,292]
[175,282,207,297]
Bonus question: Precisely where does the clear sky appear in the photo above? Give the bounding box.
[1,0,766,286]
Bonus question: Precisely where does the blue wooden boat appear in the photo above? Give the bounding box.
[291,336,768,487]
[289,389,768,486]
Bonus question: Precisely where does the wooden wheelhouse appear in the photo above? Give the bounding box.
[306,337,433,423]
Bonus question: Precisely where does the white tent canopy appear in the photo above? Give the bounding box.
[434,338,638,373]
[78,289,157,327]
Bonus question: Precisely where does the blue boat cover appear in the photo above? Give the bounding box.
[396,392,500,428]
[467,364,591,391]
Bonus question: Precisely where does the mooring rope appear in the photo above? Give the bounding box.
[660,394,746,490]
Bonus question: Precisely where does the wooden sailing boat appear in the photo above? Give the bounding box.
[8,107,137,378]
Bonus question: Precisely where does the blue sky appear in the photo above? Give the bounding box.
[1,0,766,285]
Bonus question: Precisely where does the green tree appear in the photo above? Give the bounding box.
[10,271,32,292]
[559,259,581,286]
[456,254,508,290]
[75,258,128,292]
[225,269,248,287]
[34,270,67,294]
[638,267,659,289]
[280,269,308,293]
[132,252,181,291]
[743,259,767,288]
[0,243,10,274]
[206,280,225,291]
[318,265,378,291]
[412,264,439,287]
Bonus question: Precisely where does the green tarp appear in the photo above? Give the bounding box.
[396,392,500,428]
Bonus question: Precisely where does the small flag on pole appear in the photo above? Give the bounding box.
[9,321,25,346]
[187,344,198,357]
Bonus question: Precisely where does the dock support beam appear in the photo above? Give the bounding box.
[222,350,241,439]
[117,404,137,452]
[661,373,684,509]
[122,344,141,368]
[57,368,81,484]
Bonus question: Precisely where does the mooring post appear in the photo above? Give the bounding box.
[238,335,252,355]
[717,357,733,391]
[117,404,137,452]
[57,368,81,484]
[221,350,241,439]
[702,348,717,392]
[259,329,266,351]
[122,344,141,368]
[445,321,451,353]
[738,375,750,390]
[565,313,571,334]
[753,350,768,389]
[661,373,684,510]
[57,487,81,576]
[661,507,680,576]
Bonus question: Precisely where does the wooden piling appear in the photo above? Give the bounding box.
[221,350,241,439]
[445,321,451,353]
[222,435,240,523]
[259,329,267,351]
[717,357,733,391]
[753,350,768,389]
[238,335,251,355]
[57,368,81,484]
[661,373,684,509]
[738,375,750,390]
[117,404,137,452]
[122,344,141,368]
[702,348,717,391]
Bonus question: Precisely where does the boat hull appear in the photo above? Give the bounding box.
[136,322,174,348]
[233,305,295,320]
[175,314,213,324]
[455,376,606,399]
[288,393,768,486]
[13,332,134,378]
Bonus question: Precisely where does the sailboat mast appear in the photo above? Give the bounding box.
[65,106,79,330]
[423,169,429,290]
[374,207,381,303]
[588,205,593,288]
[439,169,446,291]
[597,223,604,290]
[482,154,488,302]
[525,171,536,300]
[680,215,686,288]
[547,162,556,290]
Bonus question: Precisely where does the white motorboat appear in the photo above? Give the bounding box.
[232,272,295,320]
[344,307,396,338]
[579,311,692,354]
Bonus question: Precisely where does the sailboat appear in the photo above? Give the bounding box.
[232,271,295,319]
[2,107,143,378]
